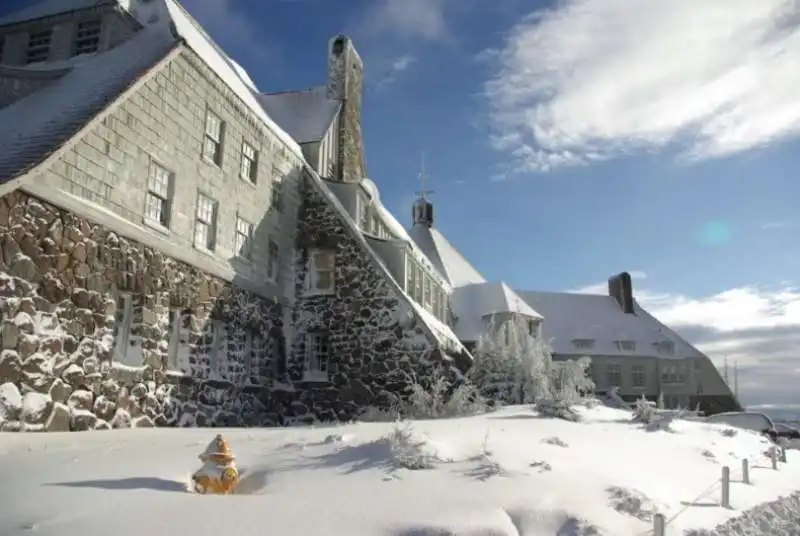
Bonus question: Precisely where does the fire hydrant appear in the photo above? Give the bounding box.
[191,434,240,495]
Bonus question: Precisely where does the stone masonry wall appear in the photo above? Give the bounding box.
[279,176,447,423]
[0,191,283,432]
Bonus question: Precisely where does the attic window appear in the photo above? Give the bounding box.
[74,19,101,56]
[614,340,636,352]
[572,338,595,350]
[26,29,52,64]
[307,248,335,295]
[654,340,675,355]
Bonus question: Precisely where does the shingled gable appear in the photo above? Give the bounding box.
[256,86,342,144]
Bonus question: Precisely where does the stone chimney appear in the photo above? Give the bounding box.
[608,272,635,314]
[326,35,365,182]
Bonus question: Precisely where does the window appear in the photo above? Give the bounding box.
[240,141,258,182]
[307,248,335,294]
[145,161,173,227]
[202,110,224,165]
[112,293,133,364]
[414,267,423,303]
[194,193,217,251]
[167,309,191,370]
[528,319,539,337]
[26,29,52,64]
[234,216,253,258]
[406,258,415,295]
[208,321,224,373]
[615,339,636,352]
[572,338,595,350]
[423,277,433,309]
[267,240,280,281]
[74,19,101,55]
[631,364,646,388]
[304,332,330,381]
[270,178,283,211]
[660,363,688,384]
[606,364,622,387]
[654,340,675,355]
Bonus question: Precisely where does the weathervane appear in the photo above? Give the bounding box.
[415,152,434,200]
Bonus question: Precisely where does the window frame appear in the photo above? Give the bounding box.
[202,109,225,166]
[270,176,283,211]
[144,160,173,228]
[194,192,218,252]
[240,140,258,183]
[73,19,101,56]
[267,239,280,281]
[304,332,330,381]
[26,29,52,64]
[631,364,646,388]
[306,248,335,295]
[234,215,254,259]
[606,363,623,387]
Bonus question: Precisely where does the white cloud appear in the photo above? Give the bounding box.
[359,0,449,42]
[762,220,791,230]
[571,278,800,406]
[375,55,417,88]
[483,0,800,173]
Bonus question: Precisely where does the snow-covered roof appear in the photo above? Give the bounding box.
[408,224,487,288]
[0,0,103,26]
[451,282,543,342]
[0,22,176,181]
[516,291,705,360]
[256,86,341,144]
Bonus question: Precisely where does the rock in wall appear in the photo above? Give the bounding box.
[279,176,449,424]
[0,190,283,431]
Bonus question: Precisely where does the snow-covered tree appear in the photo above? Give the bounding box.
[550,356,595,405]
[657,392,665,410]
[469,314,552,405]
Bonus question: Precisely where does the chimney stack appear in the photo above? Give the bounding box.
[608,272,635,314]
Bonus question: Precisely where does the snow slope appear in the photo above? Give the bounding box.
[1,406,799,536]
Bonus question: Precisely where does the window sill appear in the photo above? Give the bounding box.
[142,218,170,236]
[301,372,329,383]
[305,288,335,297]
[202,154,222,168]
[239,173,257,186]
[193,245,217,258]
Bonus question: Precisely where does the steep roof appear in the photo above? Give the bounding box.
[516,290,705,360]
[408,224,487,288]
[0,0,105,26]
[452,282,543,342]
[0,23,176,182]
[256,86,341,144]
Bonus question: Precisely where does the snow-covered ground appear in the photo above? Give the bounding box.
[2,405,799,536]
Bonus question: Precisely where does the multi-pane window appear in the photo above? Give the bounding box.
[202,110,224,165]
[240,141,258,182]
[606,364,622,387]
[615,339,636,352]
[270,178,283,211]
[267,240,280,281]
[145,161,172,227]
[654,340,675,355]
[234,216,253,258]
[74,19,101,56]
[26,29,52,64]
[307,248,335,294]
[304,332,330,380]
[573,338,595,350]
[631,365,646,388]
[194,193,217,251]
[406,259,415,295]
[423,277,433,310]
[660,363,688,384]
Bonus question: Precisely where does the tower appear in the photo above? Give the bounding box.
[326,35,365,182]
[412,153,434,228]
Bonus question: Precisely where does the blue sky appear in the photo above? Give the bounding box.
[3,0,799,407]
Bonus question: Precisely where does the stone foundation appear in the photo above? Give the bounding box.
[0,190,282,431]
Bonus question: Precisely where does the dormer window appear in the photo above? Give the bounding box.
[74,20,101,56]
[614,340,636,352]
[654,340,675,355]
[572,338,595,350]
[26,29,52,64]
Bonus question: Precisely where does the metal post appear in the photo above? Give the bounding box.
[741,458,750,484]
[721,466,730,508]
[652,513,666,536]
[771,448,778,470]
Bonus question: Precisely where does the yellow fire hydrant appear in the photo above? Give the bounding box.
[191,434,240,495]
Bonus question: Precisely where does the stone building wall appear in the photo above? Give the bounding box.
[0,191,283,432]
[279,176,447,423]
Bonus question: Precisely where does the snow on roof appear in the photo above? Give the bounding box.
[0,23,176,181]
[0,0,103,26]
[155,0,304,159]
[451,282,543,341]
[256,86,341,144]
[408,224,487,288]
[516,290,705,359]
